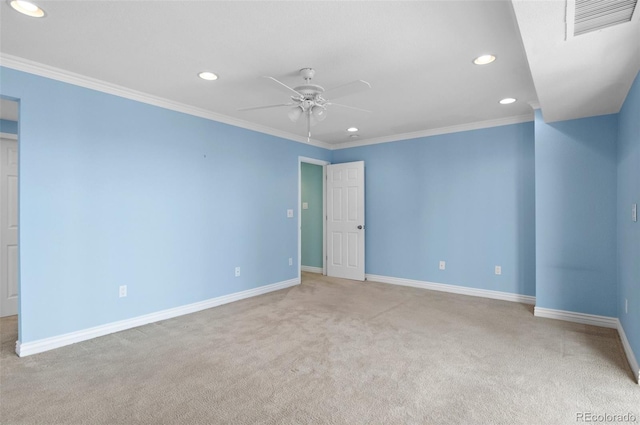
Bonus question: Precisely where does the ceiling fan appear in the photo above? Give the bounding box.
[239,68,371,141]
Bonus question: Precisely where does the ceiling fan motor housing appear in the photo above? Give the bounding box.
[295,68,325,105]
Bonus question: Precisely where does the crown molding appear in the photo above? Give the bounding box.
[528,100,541,110]
[0,54,333,150]
[331,113,534,150]
[1,54,536,152]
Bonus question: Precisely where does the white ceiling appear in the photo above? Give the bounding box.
[0,1,638,147]
[513,0,640,123]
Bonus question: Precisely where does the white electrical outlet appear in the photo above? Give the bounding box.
[439,261,446,270]
[289,257,293,266]
[625,298,628,314]
[235,267,241,277]
[119,285,127,298]
[287,209,294,218]
[633,204,637,222]
[495,266,502,275]
[302,202,309,210]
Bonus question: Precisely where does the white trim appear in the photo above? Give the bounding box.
[533,307,618,328]
[527,101,541,110]
[301,266,323,274]
[1,54,537,152]
[333,113,534,150]
[565,0,576,41]
[0,53,332,150]
[617,319,640,384]
[298,156,330,282]
[15,277,299,357]
[365,274,536,305]
[534,307,639,384]
[0,133,18,140]
[298,157,330,167]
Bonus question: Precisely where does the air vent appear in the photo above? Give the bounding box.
[574,0,637,36]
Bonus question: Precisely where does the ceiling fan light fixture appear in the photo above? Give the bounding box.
[198,71,218,81]
[9,0,45,17]
[473,54,496,65]
[311,105,327,122]
[499,97,517,104]
[288,106,303,122]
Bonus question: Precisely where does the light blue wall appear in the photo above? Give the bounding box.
[0,67,331,342]
[333,123,536,296]
[0,118,18,134]
[301,162,323,268]
[617,71,640,365]
[3,60,637,359]
[534,111,618,317]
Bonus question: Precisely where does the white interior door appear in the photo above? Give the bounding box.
[327,161,365,281]
[1,137,18,317]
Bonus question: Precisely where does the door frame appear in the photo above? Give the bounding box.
[298,156,329,280]
[0,131,19,318]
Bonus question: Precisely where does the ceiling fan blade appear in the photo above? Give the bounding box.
[326,102,372,113]
[238,102,295,112]
[323,80,371,100]
[263,76,303,97]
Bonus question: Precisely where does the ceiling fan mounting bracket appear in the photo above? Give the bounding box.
[300,68,316,81]
[294,68,325,98]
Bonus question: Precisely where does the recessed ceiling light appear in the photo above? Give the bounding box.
[473,54,496,65]
[347,127,358,132]
[9,0,45,17]
[198,71,218,81]
[499,98,517,105]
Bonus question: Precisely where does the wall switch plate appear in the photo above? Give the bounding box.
[302,202,309,210]
[439,261,446,270]
[287,209,294,218]
[235,267,241,277]
[288,257,293,266]
[633,204,637,222]
[495,266,502,275]
[119,285,127,298]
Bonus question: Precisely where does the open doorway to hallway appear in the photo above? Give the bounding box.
[0,97,19,318]
[299,157,328,277]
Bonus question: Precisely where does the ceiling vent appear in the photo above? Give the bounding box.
[574,0,637,36]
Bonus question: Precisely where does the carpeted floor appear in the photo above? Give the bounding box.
[1,272,639,425]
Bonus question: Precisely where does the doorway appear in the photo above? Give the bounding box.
[0,98,19,318]
[298,158,366,282]
[298,157,329,278]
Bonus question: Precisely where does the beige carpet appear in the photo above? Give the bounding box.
[1,272,639,425]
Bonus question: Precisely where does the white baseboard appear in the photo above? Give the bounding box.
[617,320,640,384]
[16,277,300,357]
[365,274,536,305]
[533,306,619,328]
[301,265,323,274]
[534,307,638,384]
